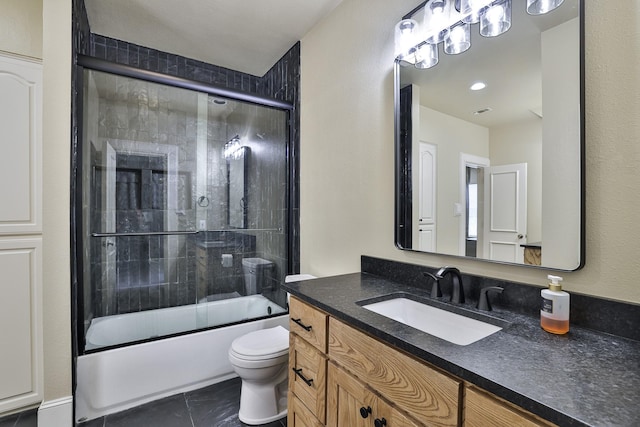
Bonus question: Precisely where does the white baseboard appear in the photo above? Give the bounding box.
[38,396,73,427]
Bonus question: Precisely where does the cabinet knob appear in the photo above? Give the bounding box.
[359,406,372,419]
[375,418,387,427]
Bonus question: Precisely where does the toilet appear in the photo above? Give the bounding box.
[228,274,316,424]
[241,257,274,295]
[228,325,290,424]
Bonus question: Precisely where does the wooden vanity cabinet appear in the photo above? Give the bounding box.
[288,296,556,427]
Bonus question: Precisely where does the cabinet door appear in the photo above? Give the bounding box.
[0,55,42,234]
[289,394,324,427]
[0,237,42,412]
[378,399,424,427]
[327,362,378,427]
[329,318,460,426]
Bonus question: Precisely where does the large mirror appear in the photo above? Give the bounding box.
[394,0,584,270]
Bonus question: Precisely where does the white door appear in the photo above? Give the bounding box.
[483,163,527,263]
[0,55,43,412]
[418,142,437,251]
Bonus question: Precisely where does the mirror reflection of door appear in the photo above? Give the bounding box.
[465,166,478,258]
[483,163,528,263]
[418,142,436,252]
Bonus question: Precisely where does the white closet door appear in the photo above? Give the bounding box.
[0,54,43,413]
[0,55,42,234]
[0,237,42,412]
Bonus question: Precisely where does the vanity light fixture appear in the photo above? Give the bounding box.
[395,0,565,69]
[470,81,486,90]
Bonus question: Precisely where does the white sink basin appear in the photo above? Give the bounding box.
[361,297,503,346]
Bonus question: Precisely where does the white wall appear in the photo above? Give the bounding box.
[0,0,42,60]
[541,18,581,269]
[490,117,543,243]
[300,0,640,304]
[42,0,72,405]
[419,106,489,255]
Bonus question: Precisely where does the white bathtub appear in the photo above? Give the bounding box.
[75,295,289,422]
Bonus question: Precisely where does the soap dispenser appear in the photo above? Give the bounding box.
[540,275,570,334]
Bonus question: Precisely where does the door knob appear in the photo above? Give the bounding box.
[517,234,524,239]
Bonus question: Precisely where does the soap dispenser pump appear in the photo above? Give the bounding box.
[540,275,570,334]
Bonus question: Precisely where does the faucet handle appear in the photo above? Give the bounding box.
[423,272,442,298]
[477,286,504,311]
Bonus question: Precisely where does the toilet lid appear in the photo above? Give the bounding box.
[230,325,289,360]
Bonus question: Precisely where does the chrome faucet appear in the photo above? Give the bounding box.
[435,266,465,304]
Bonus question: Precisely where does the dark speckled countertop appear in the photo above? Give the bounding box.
[283,273,640,427]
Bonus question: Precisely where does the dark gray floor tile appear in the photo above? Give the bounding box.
[15,410,37,427]
[185,378,241,427]
[104,394,191,427]
[79,417,105,427]
[0,408,37,427]
[0,413,19,427]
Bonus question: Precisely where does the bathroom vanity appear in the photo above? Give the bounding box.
[284,272,640,427]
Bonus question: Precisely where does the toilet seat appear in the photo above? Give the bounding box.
[230,325,289,361]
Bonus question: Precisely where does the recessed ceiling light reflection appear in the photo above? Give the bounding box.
[470,82,486,91]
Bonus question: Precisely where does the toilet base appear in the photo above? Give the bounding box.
[237,368,288,425]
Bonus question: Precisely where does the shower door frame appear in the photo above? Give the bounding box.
[73,55,295,355]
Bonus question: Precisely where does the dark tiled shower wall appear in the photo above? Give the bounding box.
[86,32,301,276]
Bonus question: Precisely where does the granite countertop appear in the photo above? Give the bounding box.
[283,273,640,427]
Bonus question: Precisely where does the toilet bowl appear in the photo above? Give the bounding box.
[228,325,289,425]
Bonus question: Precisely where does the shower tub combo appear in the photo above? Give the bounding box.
[76,294,287,422]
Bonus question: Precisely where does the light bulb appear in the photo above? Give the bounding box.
[527,0,564,15]
[480,0,511,37]
[444,22,471,55]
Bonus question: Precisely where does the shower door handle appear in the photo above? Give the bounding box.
[292,368,314,387]
[291,318,312,331]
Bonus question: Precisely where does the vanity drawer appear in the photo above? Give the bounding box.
[289,297,328,353]
[288,393,324,427]
[328,317,461,426]
[465,386,556,427]
[289,333,327,423]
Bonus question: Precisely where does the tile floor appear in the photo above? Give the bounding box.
[79,377,286,427]
[0,408,37,427]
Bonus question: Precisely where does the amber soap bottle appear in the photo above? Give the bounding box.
[540,275,570,334]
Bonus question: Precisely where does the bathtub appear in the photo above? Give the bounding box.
[75,294,289,422]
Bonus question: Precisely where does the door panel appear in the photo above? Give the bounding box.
[483,163,527,263]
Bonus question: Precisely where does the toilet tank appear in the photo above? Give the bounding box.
[242,258,274,295]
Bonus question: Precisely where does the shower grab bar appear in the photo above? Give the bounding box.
[92,231,198,237]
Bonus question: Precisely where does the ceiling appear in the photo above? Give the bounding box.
[84,0,345,77]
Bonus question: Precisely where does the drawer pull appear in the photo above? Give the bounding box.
[292,368,314,386]
[291,317,313,331]
[374,418,387,427]
[360,406,372,419]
